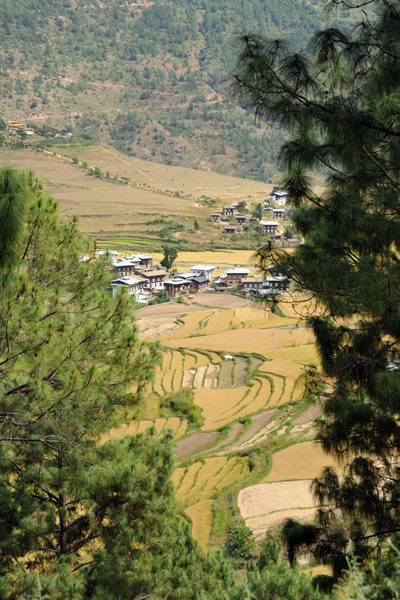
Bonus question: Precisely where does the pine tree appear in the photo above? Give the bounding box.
[231,0,400,562]
[0,170,231,599]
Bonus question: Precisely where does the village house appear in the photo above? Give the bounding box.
[263,275,291,291]
[272,208,286,220]
[224,225,237,234]
[241,278,263,291]
[124,253,153,269]
[260,220,279,236]
[249,217,259,223]
[140,269,167,291]
[268,187,288,206]
[189,276,209,293]
[110,276,146,300]
[222,206,234,216]
[235,215,246,226]
[225,267,251,286]
[113,256,141,276]
[211,213,221,223]
[190,265,215,281]
[164,278,191,298]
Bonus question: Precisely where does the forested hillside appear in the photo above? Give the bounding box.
[0,0,352,181]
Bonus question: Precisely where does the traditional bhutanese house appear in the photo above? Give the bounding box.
[213,274,227,289]
[225,267,251,286]
[222,206,234,216]
[224,225,237,234]
[189,276,209,293]
[235,215,246,226]
[260,220,279,236]
[231,203,239,209]
[113,256,141,276]
[190,265,215,281]
[164,278,191,298]
[249,217,259,223]
[211,213,221,223]
[176,272,196,281]
[284,237,301,246]
[272,208,286,220]
[268,187,288,206]
[262,275,291,291]
[110,276,144,299]
[140,269,167,291]
[241,278,263,291]
[123,253,153,270]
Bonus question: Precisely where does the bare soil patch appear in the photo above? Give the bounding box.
[194,293,249,308]
[175,431,220,457]
[212,422,244,451]
[137,316,180,339]
[293,404,323,425]
[231,410,277,447]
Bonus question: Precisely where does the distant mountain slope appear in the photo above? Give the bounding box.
[0,0,352,181]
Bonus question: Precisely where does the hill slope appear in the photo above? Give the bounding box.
[0,0,352,181]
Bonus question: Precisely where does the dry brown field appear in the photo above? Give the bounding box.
[238,480,317,536]
[1,146,270,238]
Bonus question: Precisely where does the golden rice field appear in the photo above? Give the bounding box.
[262,442,344,483]
[171,456,250,545]
[185,500,214,547]
[102,416,188,443]
[167,326,314,357]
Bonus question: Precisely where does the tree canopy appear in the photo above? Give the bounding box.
[231,0,400,568]
[0,167,233,599]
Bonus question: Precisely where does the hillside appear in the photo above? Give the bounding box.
[0,0,353,181]
[0,141,273,249]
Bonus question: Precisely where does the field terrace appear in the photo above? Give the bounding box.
[125,285,326,549]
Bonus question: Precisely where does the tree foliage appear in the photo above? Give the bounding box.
[0,168,232,599]
[160,243,178,271]
[231,0,400,565]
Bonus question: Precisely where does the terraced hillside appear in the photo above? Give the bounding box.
[103,280,327,548]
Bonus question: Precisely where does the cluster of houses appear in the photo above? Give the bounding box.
[209,187,290,240]
[101,251,290,303]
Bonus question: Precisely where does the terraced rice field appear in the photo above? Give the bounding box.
[129,291,325,547]
[171,456,250,544]
[262,442,344,483]
[167,326,314,356]
[102,416,188,443]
